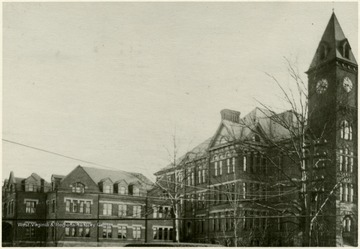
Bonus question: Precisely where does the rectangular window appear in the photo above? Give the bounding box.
[340,184,344,201]
[51,226,55,239]
[27,184,34,192]
[72,200,78,213]
[198,168,202,184]
[118,204,127,217]
[85,201,91,214]
[65,223,70,236]
[350,152,354,173]
[232,157,236,173]
[25,226,36,238]
[25,201,36,214]
[66,200,70,212]
[52,200,56,213]
[219,161,223,175]
[339,150,343,171]
[227,158,230,174]
[153,206,158,218]
[214,162,218,176]
[242,182,246,199]
[103,203,112,216]
[78,227,84,237]
[79,201,84,213]
[202,169,206,183]
[243,155,247,171]
[102,225,112,238]
[169,228,173,240]
[345,156,348,172]
[85,227,90,237]
[344,183,348,202]
[133,206,141,218]
[118,226,127,239]
[104,185,112,194]
[350,184,354,203]
[133,227,141,239]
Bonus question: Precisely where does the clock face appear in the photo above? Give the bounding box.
[316,79,328,94]
[343,77,353,93]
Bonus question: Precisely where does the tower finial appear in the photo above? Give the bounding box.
[332,1,335,13]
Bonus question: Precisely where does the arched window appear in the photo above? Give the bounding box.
[72,182,85,193]
[342,41,351,59]
[343,217,352,232]
[340,120,352,140]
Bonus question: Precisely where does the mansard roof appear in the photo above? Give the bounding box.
[308,12,357,71]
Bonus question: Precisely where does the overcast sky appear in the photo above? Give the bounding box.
[3,2,358,183]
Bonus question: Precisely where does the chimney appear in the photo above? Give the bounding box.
[220,109,240,123]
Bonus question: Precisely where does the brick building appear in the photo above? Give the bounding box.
[3,165,173,246]
[154,13,357,246]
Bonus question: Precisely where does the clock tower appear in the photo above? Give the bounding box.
[306,13,357,246]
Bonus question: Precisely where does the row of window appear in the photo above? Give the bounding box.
[339,183,355,203]
[25,201,37,214]
[340,120,353,141]
[339,149,354,173]
[64,223,91,237]
[203,211,269,233]
[102,203,142,218]
[153,227,173,240]
[186,166,207,186]
[214,154,268,177]
[4,200,14,215]
[101,225,142,239]
[25,183,39,192]
[71,182,143,196]
[186,182,270,210]
[65,200,92,214]
[153,206,172,218]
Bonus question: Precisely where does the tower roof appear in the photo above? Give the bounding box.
[308,12,357,71]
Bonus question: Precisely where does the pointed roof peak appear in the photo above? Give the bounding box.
[308,12,357,71]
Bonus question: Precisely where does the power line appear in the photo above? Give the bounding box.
[2,138,149,173]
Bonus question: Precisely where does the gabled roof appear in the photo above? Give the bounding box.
[154,107,299,176]
[155,137,212,175]
[81,166,153,190]
[308,13,357,71]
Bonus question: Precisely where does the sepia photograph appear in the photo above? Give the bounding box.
[2,2,358,247]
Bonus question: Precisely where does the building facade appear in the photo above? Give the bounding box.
[3,166,174,247]
[154,13,357,247]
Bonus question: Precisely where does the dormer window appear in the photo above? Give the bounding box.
[119,186,126,195]
[319,44,327,60]
[72,182,85,193]
[26,183,37,192]
[340,40,351,59]
[104,185,113,194]
[133,187,140,196]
